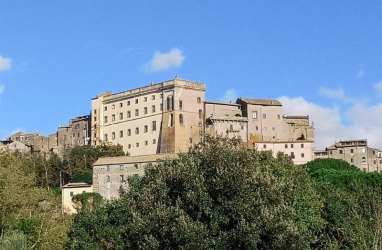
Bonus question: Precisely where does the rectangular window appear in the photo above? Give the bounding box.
[351,149,354,153]
[263,114,267,119]
[135,99,138,104]
[285,144,288,149]
[179,100,183,110]
[119,130,123,138]
[144,97,147,102]
[256,126,259,130]
[107,165,110,171]
[152,95,155,100]
[119,112,123,120]
[301,153,305,158]
[127,101,130,106]
[277,115,281,120]
[94,116,97,121]
[120,175,124,182]
[252,111,258,119]
[152,121,156,131]
[104,116,108,123]
[145,140,148,146]
[94,109,97,114]
[104,106,107,111]
[136,142,139,147]
[144,107,148,114]
[339,150,343,154]
[263,144,266,149]
[144,125,148,133]
[301,144,304,148]
[112,132,115,140]
[135,127,139,134]
[70,191,74,197]
[153,139,156,144]
[291,152,295,159]
[127,111,131,118]
[291,144,294,148]
[127,129,131,136]
[112,104,115,110]
[128,144,131,149]
[135,109,139,116]
[120,165,124,170]
[152,105,156,113]
[197,97,201,103]
[104,134,108,141]
[120,103,123,108]
[134,164,138,169]
[112,114,115,122]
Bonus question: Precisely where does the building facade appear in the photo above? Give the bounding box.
[91,77,205,156]
[204,98,314,164]
[61,183,93,215]
[314,139,382,173]
[92,154,176,200]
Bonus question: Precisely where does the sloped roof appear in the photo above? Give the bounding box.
[93,153,177,166]
[238,98,282,106]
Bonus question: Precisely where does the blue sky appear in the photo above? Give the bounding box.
[1,1,382,149]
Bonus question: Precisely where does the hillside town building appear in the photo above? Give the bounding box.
[91,77,314,165]
[92,154,176,200]
[314,139,382,173]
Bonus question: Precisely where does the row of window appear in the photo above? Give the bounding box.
[105,174,139,183]
[106,163,153,171]
[95,96,202,115]
[252,111,281,120]
[104,121,158,141]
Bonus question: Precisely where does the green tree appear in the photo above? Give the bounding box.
[63,143,126,184]
[67,136,325,249]
[0,151,69,249]
[305,158,382,249]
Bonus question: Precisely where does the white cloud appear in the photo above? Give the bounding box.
[278,96,382,150]
[221,89,238,102]
[0,55,11,71]
[319,87,344,99]
[142,48,185,73]
[357,70,364,79]
[375,81,382,97]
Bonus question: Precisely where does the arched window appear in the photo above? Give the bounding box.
[362,157,366,163]
[179,114,184,124]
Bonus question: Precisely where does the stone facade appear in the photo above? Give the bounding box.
[92,154,176,200]
[91,77,205,156]
[204,98,314,164]
[314,139,382,172]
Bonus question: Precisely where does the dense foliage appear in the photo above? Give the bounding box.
[67,136,326,249]
[305,158,382,249]
[0,151,69,249]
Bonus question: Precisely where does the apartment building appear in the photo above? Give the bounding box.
[91,77,205,156]
[314,139,382,172]
[92,154,176,200]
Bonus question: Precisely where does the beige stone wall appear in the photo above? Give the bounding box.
[255,141,314,165]
[32,136,49,155]
[91,78,206,156]
[57,126,73,157]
